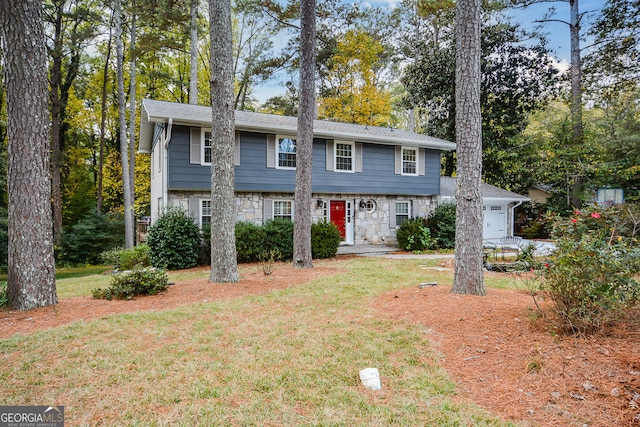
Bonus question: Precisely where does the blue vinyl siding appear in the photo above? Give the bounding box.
[168,126,441,195]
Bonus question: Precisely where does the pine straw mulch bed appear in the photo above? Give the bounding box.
[1,258,639,426]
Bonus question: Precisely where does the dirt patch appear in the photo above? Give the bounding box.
[372,272,640,426]
[1,259,639,426]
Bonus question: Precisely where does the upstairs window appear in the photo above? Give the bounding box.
[402,147,417,175]
[335,141,354,172]
[202,130,212,165]
[277,137,297,169]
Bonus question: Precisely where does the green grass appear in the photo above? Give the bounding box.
[1,258,519,426]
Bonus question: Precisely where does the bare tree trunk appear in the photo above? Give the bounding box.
[569,0,582,146]
[293,0,316,269]
[209,0,239,283]
[1,0,57,310]
[190,0,198,105]
[128,6,137,238]
[114,0,134,248]
[50,0,64,243]
[452,0,485,295]
[568,0,583,207]
[97,21,113,212]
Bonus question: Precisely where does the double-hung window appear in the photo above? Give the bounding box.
[201,130,212,165]
[334,141,354,172]
[277,137,297,169]
[395,201,410,227]
[200,200,212,227]
[402,147,417,175]
[273,200,293,221]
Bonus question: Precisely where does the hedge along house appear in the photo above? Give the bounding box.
[138,99,456,246]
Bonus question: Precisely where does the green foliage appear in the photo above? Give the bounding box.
[100,245,151,270]
[262,219,294,261]
[146,208,201,270]
[58,209,125,266]
[92,267,169,300]
[403,18,560,188]
[538,205,640,334]
[396,217,434,252]
[311,220,341,259]
[235,221,267,263]
[0,281,7,308]
[426,203,457,249]
[0,206,7,268]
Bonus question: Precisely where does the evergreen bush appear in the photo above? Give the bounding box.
[426,203,456,249]
[58,209,124,266]
[262,219,294,261]
[311,220,341,259]
[92,267,169,300]
[101,245,151,270]
[146,208,201,270]
[396,217,434,252]
[235,221,267,262]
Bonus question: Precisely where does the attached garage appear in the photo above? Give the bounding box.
[438,177,530,244]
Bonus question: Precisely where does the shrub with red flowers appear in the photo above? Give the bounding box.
[537,204,640,334]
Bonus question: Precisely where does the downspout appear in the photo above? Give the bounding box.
[511,200,523,236]
[163,118,173,212]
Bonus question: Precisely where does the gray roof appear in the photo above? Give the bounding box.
[439,176,529,202]
[138,99,456,153]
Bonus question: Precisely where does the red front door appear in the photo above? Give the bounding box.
[330,201,346,240]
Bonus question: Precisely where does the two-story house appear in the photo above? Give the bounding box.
[139,99,458,246]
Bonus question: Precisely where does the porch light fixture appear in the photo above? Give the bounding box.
[359,199,366,210]
[317,198,324,208]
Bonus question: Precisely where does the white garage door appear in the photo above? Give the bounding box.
[483,205,505,240]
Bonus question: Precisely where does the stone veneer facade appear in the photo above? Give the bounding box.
[166,191,436,247]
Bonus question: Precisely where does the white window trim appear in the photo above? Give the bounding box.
[276,135,297,170]
[333,140,355,173]
[272,199,295,220]
[200,199,212,227]
[394,200,411,228]
[201,129,212,166]
[401,146,418,176]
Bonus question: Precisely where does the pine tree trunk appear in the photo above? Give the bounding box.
[189,0,198,105]
[128,7,137,240]
[452,0,485,296]
[50,0,64,243]
[0,0,57,310]
[97,23,113,212]
[114,0,134,248]
[293,0,316,269]
[209,0,239,283]
[569,0,584,208]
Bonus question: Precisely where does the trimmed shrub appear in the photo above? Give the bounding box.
[101,245,151,270]
[58,209,124,266]
[235,221,267,262]
[92,267,169,300]
[426,203,456,249]
[396,217,434,252]
[198,223,211,266]
[146,208,201,270]
[311,220,341,259]
[262,219,294,261]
